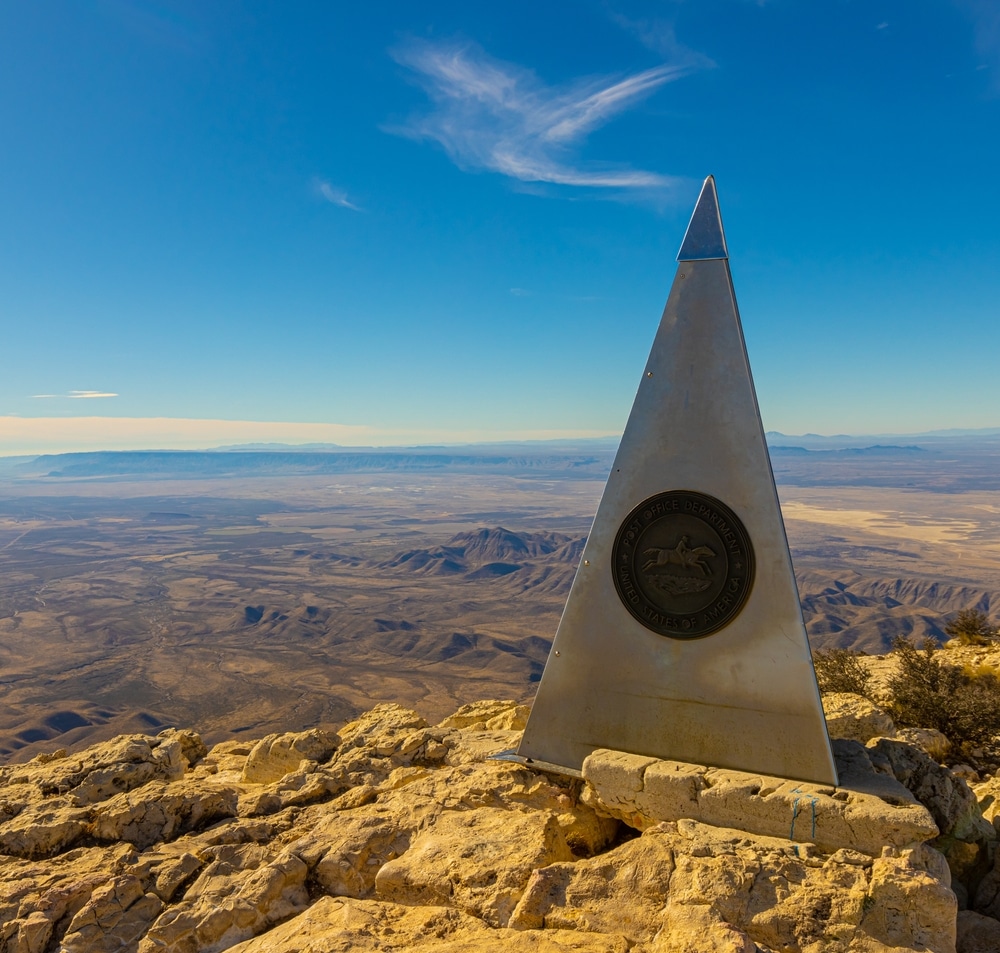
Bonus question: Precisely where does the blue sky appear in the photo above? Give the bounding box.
[2,1,999,453]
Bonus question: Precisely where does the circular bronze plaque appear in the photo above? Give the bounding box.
[612,490,755,639]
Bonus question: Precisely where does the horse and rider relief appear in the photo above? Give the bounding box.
[641,535,716,595]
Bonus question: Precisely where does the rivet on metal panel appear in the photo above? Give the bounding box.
[583,559,590,566]
[555,651,561,656]
[646,371,653,378]
[680,273,685,279]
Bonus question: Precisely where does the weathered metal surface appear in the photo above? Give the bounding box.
[677,175,728,261]
[518,177,838,786]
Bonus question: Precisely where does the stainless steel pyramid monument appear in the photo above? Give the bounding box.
[517,176,838,786]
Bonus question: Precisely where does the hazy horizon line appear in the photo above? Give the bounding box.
[2,415,1000,459]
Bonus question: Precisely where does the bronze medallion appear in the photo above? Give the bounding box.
[612,490,755,639]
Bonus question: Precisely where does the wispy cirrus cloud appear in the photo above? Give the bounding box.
[609,12,716,66]
[31,390,119,399]
[388,39,707,191]
[314,178,361,211]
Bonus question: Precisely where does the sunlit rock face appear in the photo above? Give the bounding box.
[822,691,897,744]
[2,697,996,953]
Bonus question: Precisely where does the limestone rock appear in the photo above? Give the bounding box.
[442,727,523,766]
[337,703,428,749]
[512,819,956,953]
[581,747,937,856]
[0,803,89,858]
[0,732,214,860]
[650,903,757,953]
[868,739,993,842]
[60,875,164,953]
[864,844,957,952]
[486,705,531,731]
[135,845,207,902]
[832,739,918,804]
[956,910,1000,953]
[373,761,617,856]
[239,763,350,816]
[305,808,415,899]
[0,703,971,953]
[289,759,613,909]
[318,706,461,789]
[3,733,198,806]
[438,699,530,731]
[973,775,1000,824]
[823,692,896,743]
[509,823,675,940]
[896,727,952,761]
[375,807,573,926]
[138,845,309,952]
[89,778,239,849]
[200,740,255,777]
[240,728,338,784]
[0,843,135,953]
[869,737,996,885]
[225,896,631,952]
[158,728,209,769]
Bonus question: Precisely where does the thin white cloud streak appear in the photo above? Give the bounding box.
[30,390,119,399]
[316,179,361,210]
[608,12,717,67]
[389,40,706,190]
[0,416,615,456]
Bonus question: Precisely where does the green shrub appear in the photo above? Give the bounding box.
[944,608,998,646]
[812,648,872,698]
[885,637,1000,751]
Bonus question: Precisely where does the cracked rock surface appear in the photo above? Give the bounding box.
[0,701,992,953]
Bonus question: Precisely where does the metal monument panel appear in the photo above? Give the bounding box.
[518,176,838,786]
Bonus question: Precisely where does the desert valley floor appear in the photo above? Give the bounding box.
[1,440,999,763]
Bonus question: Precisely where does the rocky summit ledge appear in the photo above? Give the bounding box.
[1,699,998,953]
[581,747,939,857]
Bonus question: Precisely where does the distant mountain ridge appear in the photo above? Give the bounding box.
[16,450,615,480]
[6,427,1000,472]
[7,426,1000,483]
[765,426,1000,450]
[769,445,928,456]
[213,437,622,453]
[377,527,583,593]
